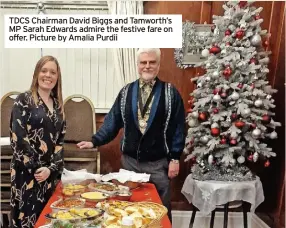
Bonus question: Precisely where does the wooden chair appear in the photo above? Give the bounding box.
[1,92,20,228]
[63,94,100,174]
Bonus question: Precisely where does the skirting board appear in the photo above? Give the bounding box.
[172,211,270,228]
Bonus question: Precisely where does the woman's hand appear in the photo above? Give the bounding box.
[34,167,51,183]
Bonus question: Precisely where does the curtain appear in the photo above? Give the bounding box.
[107,1,143,87]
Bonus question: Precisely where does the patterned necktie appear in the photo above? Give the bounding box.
[141,84,149,106]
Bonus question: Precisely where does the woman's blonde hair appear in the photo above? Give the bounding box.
[30,55,64,114]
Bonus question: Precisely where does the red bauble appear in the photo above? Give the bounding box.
[261,114,271,124]
[209,46,221,54]
[187,108,193,113]
[263,40,270,48]
[236,30,245,39]
[248,154,253,161]
[213,88,221,95]
[198,112,207,121]
[254,14,261,20]
[226,42,231,46]
[251,123,257,129]
[213,108,219,114]
[220,92,227,99]
[223,66,232,78]
[238,83,243,89]
[230,139,237,145]
[235,120,245,128]
[191,156,197,162]
[211,128,220,137]
[250,83,255,89]
[231,113,238,121]
[220,138,227,144]
[239,1,248,8]
[225,29,231,36]
[187,100,192,104]
[250,58,257,64]
[264,160,270,167]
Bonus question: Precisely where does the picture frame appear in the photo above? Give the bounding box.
[174,22,213,69]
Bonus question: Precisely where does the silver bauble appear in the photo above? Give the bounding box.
[213,71,220,77]
[200,136,209,144]
[191,111,199,118]
[206,63,211,68]
[208,155,214,165]
[202,49,210,57]
[251,34,262,46]
[253,75,258,80]
[211,123,219,128]
[253,152,259,162]
[252,128,261,138]
[197,83,203,88]
[264,57,270,64]
[242,108,251,117]
[205,76,211,82]
[213,94,221,102]
[231,91,240,100]
[254,99,263,107]
[266,95,272,100]
[270,131,278,139]
[188,118,198,127]
[237,156,245,164]
[230,158,236,165]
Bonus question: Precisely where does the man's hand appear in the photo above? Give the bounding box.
[34,167,51,183]
[168,160,180,179]
[77,141,94,149]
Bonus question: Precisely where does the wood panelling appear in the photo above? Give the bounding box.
[96,1,285,218]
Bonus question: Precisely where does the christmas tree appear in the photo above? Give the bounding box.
[184,1,281,181]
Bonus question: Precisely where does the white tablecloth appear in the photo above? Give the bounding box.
[181,174,265,216]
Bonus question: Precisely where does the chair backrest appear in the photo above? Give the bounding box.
[63,94,96,142]
[1,92,20,137]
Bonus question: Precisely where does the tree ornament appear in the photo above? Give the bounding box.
[236,29,245,39]
[205,76,211,82]
[202,49,210,57]
[188,119,198,127]
[211,128,220,137]
[235,120,245,128]
[253,152,259,162]
[266,95,272,100]
[231,113,238,121]
[206,63,211,68]
[213,108,219,114]
[223,66,232,78]
[191,156,197,162]
[263,40,270,48]
[241,108,250,117]
[209,45,221,54]
[187,99,192,104]
[237,156,245,164]
[237,83,243,89]
[264,160,270,167]
[230,158,236,165]
[254,14,261,20]
[240,22,247,30]
[220,92,227,99]
[220,138,227,144]
[269,131,278,139]
[238,1,248,8]
[213,88,221,95]
[191,111,199,118]
[261,114,271,124]
[251,34,262,46]
[264,57,270,64]
[248,154,253,161]
[225,29,231,36]
[252,128,261,138]
[213,93,221,102]
[230,138,237,145]
[198,112,207,121]
[208,155,214,164]
[254,99,263,107]
[230,91,240,100]
[200,136,209,144]
[211,24,216,32]
[211,123,219,128]
[250,83,255,89]
[226,42,231,46]
[213,71,220,77]
[250,123,257,129]
[197,82,203,88]
[253,75,258,80]
[249,57,257,64]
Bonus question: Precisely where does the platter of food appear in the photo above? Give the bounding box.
[80,191,109,203]
[62,183,86,197]
[50,198,85,212]
[88,182,119,195]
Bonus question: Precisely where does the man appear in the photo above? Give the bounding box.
[77,48,185,221]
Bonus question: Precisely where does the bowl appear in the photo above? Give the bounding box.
[111,179,141,190]
[114,192,132,201]
[62,183,87,197]
[80,191,109,203]
[50,198,85,213]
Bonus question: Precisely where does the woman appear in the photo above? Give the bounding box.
[10,56,66,228]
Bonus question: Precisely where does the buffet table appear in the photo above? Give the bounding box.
[35,182,171,228]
